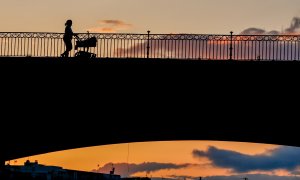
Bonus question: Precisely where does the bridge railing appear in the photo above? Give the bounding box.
[1,32,300,60]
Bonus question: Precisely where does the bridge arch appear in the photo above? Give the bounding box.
[1,118,296,162]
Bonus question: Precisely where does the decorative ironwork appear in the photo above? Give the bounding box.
[0,32,300,60]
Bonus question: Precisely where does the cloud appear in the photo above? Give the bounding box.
[168,175,199,180]
[239,28,280,35]
[92,162,192,177]
[168,174,300,180]
[240,28,267,35]
[88,27,116,33]
[99,20,132,27]
[240,28,280,35]
[87,20,133,33]
[205,174,300,180]
[193,146,300,173]
[239,17,300,35]
[285,17,300,33]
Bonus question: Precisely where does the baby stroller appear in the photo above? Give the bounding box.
[75,35,97,58]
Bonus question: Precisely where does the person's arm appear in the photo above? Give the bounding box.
[72,30,79,38]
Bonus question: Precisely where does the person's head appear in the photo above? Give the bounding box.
[65,20,72,26]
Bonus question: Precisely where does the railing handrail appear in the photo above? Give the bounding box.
[1,32,300,36]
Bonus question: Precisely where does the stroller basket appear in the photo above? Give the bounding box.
[75,36,97,58]
[76,37,97,49]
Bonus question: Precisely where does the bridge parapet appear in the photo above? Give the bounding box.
[1,32,300,60]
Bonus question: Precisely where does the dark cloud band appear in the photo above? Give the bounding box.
[240,17,300,35]
[193,146,300,173]
[93,162,191,177]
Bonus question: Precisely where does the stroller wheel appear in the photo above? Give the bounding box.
[75,52,80,57]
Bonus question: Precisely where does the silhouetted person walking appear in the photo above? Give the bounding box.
[61,20,78,57]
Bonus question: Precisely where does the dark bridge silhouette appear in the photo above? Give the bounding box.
[0,47,297,169]
[0,103,296,163]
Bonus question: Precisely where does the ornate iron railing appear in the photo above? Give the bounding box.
[1,32,300,60]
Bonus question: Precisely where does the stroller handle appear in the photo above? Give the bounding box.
[74,34,80,40]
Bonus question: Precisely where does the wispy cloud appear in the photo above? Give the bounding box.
[168,174,300,180]
[87,20,133,33]
[240,17,300,35]
[92,162,192,177]
[240,28,280,35]
[207,174,300,180]
[193,146,300,173]
[168,174,200,180]
[99,20,132,27]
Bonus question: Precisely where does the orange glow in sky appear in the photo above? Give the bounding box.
[7,141,281,178]
[1,0,300,34]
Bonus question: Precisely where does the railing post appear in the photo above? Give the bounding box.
[147,30,150,59]
[229,31,233,60]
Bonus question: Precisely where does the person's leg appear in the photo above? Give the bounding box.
[61,39,72,57]
[65,40,73,57]
[61,39,68,57]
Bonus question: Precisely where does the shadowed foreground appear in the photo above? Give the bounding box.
[0,56,298,163]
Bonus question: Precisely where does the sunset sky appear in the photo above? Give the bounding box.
[1,0,300,34]
[3,1,300,177]
[7,141,300,180]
